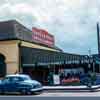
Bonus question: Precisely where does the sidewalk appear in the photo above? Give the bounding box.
[43,85,100,92]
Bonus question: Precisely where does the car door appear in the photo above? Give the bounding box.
[2,77,17,92]
[2,77,12,92]
[11,77,21,92]
[9,77,18,92]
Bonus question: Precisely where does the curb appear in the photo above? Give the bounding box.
[43,85,100,92]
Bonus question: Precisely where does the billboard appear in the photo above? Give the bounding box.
[32,27,55,47]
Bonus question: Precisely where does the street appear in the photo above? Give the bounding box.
[0,85,100,97]
[34,90,100,97]
[0,90,100,97]
[0,91,100,100]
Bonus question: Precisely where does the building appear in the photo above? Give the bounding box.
[0,20,99,85]
[0,20,61,75]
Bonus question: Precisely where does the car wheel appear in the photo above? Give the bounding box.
[21,89,32,95]
[87,82,92,88]
[33,90,42,95]
[21,89,27,95]
[26,90,32,95]
[0,90,4,95]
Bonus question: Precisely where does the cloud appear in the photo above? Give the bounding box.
[0,0,100,54]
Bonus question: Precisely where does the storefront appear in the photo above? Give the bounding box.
[0,20,60,77]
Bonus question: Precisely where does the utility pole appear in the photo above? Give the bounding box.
[88,49,91,70]
[97,22,100,55]
[97,22,100,73]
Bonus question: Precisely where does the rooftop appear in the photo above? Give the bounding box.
[0,20,62,52]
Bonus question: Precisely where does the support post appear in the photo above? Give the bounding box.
[93,62,95,73]
[99,64,100,73]
[18,41,22,73]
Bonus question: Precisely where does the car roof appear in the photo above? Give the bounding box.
[5,74,30,78]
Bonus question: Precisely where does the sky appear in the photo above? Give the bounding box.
[0,0,100,55]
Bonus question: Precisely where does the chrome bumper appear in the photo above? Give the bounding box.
[31,87,43,92]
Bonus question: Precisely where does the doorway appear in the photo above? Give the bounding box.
[0,53,6,77]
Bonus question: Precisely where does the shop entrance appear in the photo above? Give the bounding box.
[22,64,84,86]
[22,66,49,85]
[0,54,6,77]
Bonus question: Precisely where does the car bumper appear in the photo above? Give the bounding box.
[31,87,43,92]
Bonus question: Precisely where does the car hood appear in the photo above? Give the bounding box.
[23,80,41,85]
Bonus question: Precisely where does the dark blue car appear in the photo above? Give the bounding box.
[95,75,100,85]
[0,74,43,95]
[79,74,91,86]
[80,73,100,86]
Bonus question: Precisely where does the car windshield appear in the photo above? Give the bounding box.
[21,76,31,81]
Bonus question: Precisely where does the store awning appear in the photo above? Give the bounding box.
[95,60,100,64]
[22,64,35,67]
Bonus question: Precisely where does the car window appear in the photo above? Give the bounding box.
[22,76,31,80]
[9,77,24,82]
[11,77,19,82]
[15,77,23,82]
[3,77,22,83]
[2,77,10,83]
[3,75,31,83]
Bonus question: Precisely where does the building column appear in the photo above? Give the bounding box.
[93,62,95,73]
[18,41,22,73]
[99,64,100,73]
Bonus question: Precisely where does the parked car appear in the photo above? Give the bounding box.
[79,72,97,87]
[80,75,92,87]
[0,74,43,95]
[95,74,100,85]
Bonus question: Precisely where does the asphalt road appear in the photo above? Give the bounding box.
[0,91,100,100]
[0,90,100,97]
[34,90,100,97]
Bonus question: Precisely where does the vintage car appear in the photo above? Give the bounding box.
[79,73,97,87]
[0,74,43,95]
[95,74,100,85]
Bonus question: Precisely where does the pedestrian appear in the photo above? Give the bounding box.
[60,72,64,85]
[47,72,53,85]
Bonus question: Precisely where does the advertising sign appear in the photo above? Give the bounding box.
[53,74,60,85]
[32,27,54,47]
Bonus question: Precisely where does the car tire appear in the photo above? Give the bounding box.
[26,90,32,95]
[87,82,92,88]
[21,89,32,95]
[33,90,42,95]
[0,90,4,95]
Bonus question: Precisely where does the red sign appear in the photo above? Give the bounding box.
[32,27,55,47]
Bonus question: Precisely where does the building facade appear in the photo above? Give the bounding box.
[0,20,100,85]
